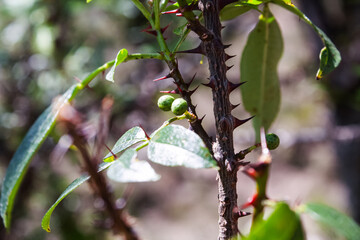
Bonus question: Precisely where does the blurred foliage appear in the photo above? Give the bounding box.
[0,0,171,239]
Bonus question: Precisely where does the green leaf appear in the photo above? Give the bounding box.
[164,0,195,11]
[270,0,341,79]
[103,126,147,162]
[240,5,283,141]
[107,148,160,182]
[86,0,92,3]
[220,1,262,21]
[105,48,128,82]
[148,125,217,168]
[246,202,303,240]
[303,202,360,240]
[41,161,114,232]
[0,84,79,229]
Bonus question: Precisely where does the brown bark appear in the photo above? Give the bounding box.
[200,0,239,238]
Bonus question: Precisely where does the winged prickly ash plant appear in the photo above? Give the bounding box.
[0,0,348,239]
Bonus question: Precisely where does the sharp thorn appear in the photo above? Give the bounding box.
[225,54,236,61]
[188,73,197,87]
[232,115,254,129]
[161,23,171,34]
[228,81,245,93]
[176,44,205,55]
[202,77,216,89]
[141,25,158,37]
[223,44,231,49]
[161,9,180,15]
[198,114,206,124]
[188,86,199,96]
[230,103,240,111]
[226,65,234,71]
[153,74,171,82]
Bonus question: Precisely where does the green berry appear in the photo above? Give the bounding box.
[266,133,280,150]
[171,98,188,115]
[157,95,175,111]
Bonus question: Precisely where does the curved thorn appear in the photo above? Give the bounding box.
[188,86,199,96]
[225,54,236,61]
[232,115,254,129]
[228,81,246,93]
[226,65,234,71]
[176,44,205,55]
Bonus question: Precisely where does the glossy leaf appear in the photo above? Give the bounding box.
[246,202,303,240]
[220,0,262,21]
[240,6,283,141]
[41,161,114,232]
[271,0,341,79]
[107,148,160,182]
[0,85,79,229]
[103,126,147,162]
[303,202,360,240]
[105,48,128,82]
[148,125,216,168]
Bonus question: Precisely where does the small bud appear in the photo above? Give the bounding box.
[171,98,188,115]
[157,95,175,111]
[265,133,280,150]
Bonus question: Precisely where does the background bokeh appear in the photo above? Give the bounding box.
[0,0,359,239]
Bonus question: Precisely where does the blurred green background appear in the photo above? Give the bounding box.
[0,0,359,239]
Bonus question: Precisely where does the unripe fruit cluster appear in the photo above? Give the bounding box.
[265,133,280,150]
[157,95,188,116]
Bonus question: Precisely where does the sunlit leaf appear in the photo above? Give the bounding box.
[220,0,262,21]
[0,85,79,229]
[103,126,147,162]
[148,125,216,168]
[107,148,160,182]
[240,6,283,141]
[105,48,128,82]
[41,161,114,232]
[303,202,360,240]
[246,202,303,240]
[270,0,341,79]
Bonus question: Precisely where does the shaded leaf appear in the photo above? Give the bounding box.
[106,48,128,82]
[107,148,160,182]
[103,126,147,162]
[148,125,216,168]
[220,0,262,21]
[0,85,79,229]
[41,161,114,232]
[270,0,341,79]
[240,6,283,141]
[303,202,360,240]
[246,202,303,240]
